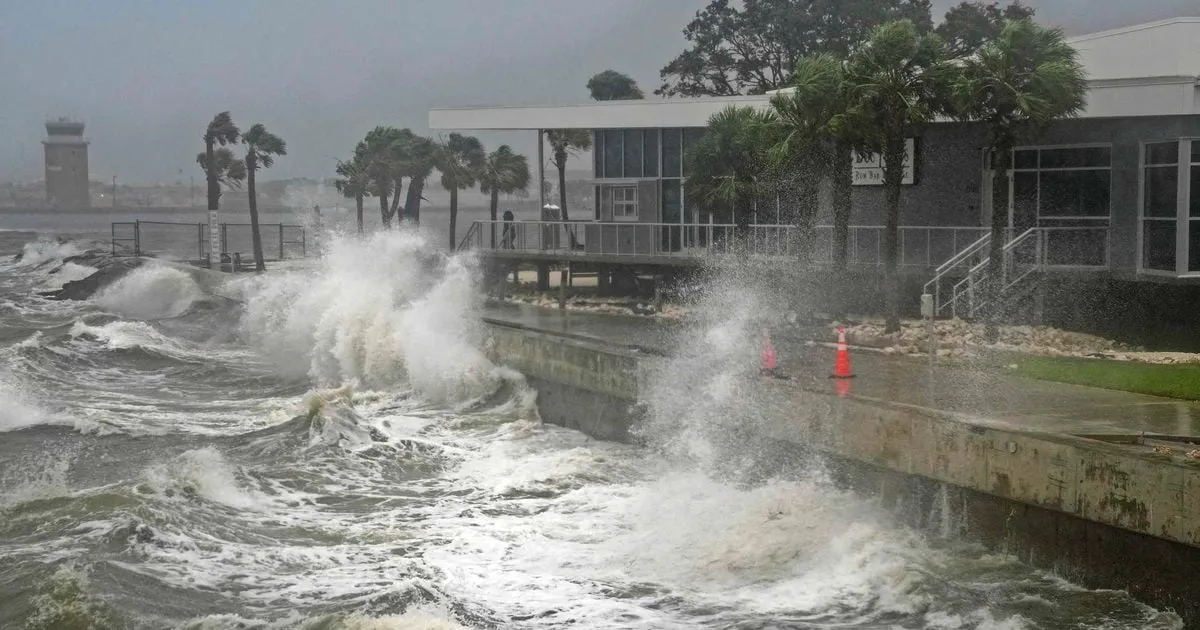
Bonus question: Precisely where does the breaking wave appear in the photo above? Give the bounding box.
[93,264,205,319]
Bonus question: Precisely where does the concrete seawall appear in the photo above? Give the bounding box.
[482,318,1200,624]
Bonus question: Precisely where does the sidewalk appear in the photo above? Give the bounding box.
[483,304,1200,439]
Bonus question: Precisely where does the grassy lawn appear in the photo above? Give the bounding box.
[999,354,1200,400]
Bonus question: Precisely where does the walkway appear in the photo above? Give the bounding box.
[483,303,1200,440]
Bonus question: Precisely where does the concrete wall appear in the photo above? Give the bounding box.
[484,321,1200,623]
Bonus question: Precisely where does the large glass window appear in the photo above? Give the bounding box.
[1012,145,1111,220]
[603,130,622,180]
[1189,140,1200,271]
[612,186,638,220]
[662,128,682,178]
[643,129,659,178]
[593,132,604,178]
[1142,141,1179,272]
[623,130,643,178]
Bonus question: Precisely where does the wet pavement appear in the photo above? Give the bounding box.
[482,303,1200,440]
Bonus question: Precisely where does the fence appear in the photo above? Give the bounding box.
[111,220,306,265]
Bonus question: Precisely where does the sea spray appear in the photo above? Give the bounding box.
[93,263,204,320]
[238,230,498,403]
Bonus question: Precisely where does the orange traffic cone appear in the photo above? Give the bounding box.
[760,331,777,375]
[830,326,855,379]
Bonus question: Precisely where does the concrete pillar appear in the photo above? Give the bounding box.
[537,263,551,291]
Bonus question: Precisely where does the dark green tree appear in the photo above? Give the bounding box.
[195,147,246,200]
[434,133,486,250]
[587,70,645,100]
[936,1,1036,56]
[201,112,241,213]
[356,126,406,228]
[657,0,933,97]
[242,123,287,272]
[479,145,531,247]
[334,156,370,234]
[843,20,955,332]
[399,133,436,225]
[685,105,781,233]
[953,18,1086,340]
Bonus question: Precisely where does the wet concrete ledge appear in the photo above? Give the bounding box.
[482,319,1200,625]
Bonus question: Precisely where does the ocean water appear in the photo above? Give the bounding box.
[0,228,1184,629]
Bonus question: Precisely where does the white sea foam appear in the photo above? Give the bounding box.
[239,230,500,403]
[11,239,84,268]
[93,264,203,319]
[145,447,271,512]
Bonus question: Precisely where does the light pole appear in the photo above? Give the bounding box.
[190,175,195,208]
[112,175,117,209]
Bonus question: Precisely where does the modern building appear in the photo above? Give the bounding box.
[43,118,90,208]
[431,18,1200,336]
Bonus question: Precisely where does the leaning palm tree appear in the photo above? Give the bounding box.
[200,112,240,261]
[398,132,436,225]
[479,145,531,247]
[356,126,405,228]
[242,123,287,272]
[843,20,956,332]
[434,133,486,250]
[195,147,246,197]
[954,18,1087,341]
[335,157,370,234]
[685,105,780,234]
[543,129,592,222]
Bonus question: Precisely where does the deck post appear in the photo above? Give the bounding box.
[559,263,568,310]
[537,262,551,291]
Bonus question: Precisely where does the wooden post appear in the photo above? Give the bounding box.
[559,264,568,310]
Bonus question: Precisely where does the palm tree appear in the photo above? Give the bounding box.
[843,20,955,333]
[200,112,240,261]
[434,133,486,250]
[242,124,287,272]
[479,145,531,247]
[772,53,865,274]
[954,18,1087,341]
[335,157,370,234]
[357,126,405,228]
[398,132,436,225]
[685,105,780,234]
[543,130,592,222]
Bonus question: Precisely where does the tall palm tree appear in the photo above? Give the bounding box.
[335,156,370,234]
[543,129,592,222]
[685,105,780,234]
[242,123,287,272]
[479,145,531,247]
[200,112,240,261]
[398,132,436,225]
[843,20,955,332]
[357,126,405,228]
[954,18,1087,340]
[772,53,866,274]
[434,133,486,250]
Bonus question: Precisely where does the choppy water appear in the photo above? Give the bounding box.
[0,230,1184,629]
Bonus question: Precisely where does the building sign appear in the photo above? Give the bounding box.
[852,138,916,186]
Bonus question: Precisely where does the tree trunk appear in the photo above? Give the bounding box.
[985,144,1012,342]
[831,141,854,318]
[448,187,458,251]
[557,156,579,249]
[405,177,424,225]
[355,194,364,234]
[389,177,405,224]
[489,189,499,248]
[205,139,218,211]
[882,136,905,334]
[247,157,266,273]
[379,190,391,229]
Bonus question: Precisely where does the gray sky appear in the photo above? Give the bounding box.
[1,0,1196,185]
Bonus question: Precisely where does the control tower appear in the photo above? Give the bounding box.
[43,118,90,208]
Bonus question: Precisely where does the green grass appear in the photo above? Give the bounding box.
[1003,355,1200,400]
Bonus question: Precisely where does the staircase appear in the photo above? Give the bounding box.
[923,228,1045,322]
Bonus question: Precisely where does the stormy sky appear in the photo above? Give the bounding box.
[1,0,1195,185]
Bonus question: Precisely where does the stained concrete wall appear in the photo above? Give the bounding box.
[484,320,1200,623]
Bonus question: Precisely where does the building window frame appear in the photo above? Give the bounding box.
[1009,142,1113,224]
[611,185,638,221]
[1138,139,1198,277]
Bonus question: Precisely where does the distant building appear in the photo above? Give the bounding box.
[43,118,89,208]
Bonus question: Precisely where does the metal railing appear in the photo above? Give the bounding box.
[111,220,307,266]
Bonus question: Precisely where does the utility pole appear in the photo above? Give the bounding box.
[112,175,117,208]
[190,175,195,208]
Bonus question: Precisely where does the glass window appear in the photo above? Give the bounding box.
[1146,142,1179,166]
[1013,171,1038,225]
[1144,221,1176,271]
[1013,149,1038,169]
[1039,170,1110,217]
[1192,140,1200,163]
[603,130,622,180]
[593,132,604,178]
[661,179,681,224]
[682,128,705,176]
[593,185,601,220]
[1040,146,1110,169]
[623,130,643,178]
[612,185,638,220]
[643,129,659,177]
[1190,222,1200,272]
[662,128,682,178]
[1144,166,1178,218]
[1191,165,1200,218]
